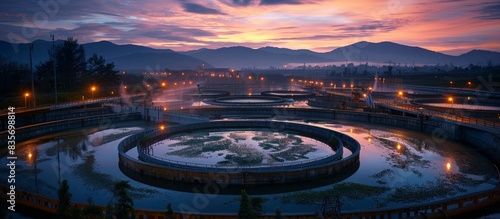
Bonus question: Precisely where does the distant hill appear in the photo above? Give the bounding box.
[181,46,331,69]
[322,41,456,65]
[109,52,213,70]
[1,40,499,70]
[83,41,175,59]
[456,50,500,66]
[0,40,207,70]
[257,46,320,57]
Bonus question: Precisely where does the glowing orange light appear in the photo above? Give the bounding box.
[161,82,166,87]
[248,76,252,80]
[25,93,29,97]
[290,79,294,82]
[350,128,353,133]
[260,77,264,81]
[163,107,167,111]
[160,125,165,130]
[28,152,32,158]
[397,144,401,150]
[446,162,451,171]
[448,97,453,102]
[398,91,403,96]
[368,137,372,142]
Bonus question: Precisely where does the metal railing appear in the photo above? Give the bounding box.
[378,99,499,129]
[0,94,145,115]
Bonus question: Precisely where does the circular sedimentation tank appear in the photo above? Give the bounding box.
[204,95,290,106]
[184,90,230,98]
[119,121,360,185]
[261,90,315,99]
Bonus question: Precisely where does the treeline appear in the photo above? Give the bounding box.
[0,37,120,96]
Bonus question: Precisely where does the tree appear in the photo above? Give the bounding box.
[86,53,120,87]
[251,197,264,217]
[82,198,102,219]
[57,180,72,219]
[385,65,393,76]
[105,201,114,219]
[35,59,56,92]
[37,37,86,92]
[237,190,265,219]
[165,203,174,219]
[238,190,254,219]
[51,37,87,90]
[112,181,134,219]
[0,56,30,93]
[275,207,283,219]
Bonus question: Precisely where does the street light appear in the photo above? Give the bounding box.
[449,80,453,88]
[448,97,453,108]
[91,86,96,99]
[24,93,29,108]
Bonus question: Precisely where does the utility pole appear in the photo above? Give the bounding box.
[29,43,36,108]
[51,34,58,104]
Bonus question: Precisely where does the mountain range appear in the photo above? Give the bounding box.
[1,40,499,71]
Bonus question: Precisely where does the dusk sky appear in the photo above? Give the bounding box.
[1,0,499,55]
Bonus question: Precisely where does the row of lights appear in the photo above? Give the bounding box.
[450,80,473,88]
[22,85,102,108]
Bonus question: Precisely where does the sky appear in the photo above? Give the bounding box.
[1,0,499,55]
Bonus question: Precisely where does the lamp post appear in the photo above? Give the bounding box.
[29,43,36,108]
[50,34,58,104]
[91,86,96,99]
[24,93,29,108]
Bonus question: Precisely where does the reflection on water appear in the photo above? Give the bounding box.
[1,120,497,214]
[148,129,334,166]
